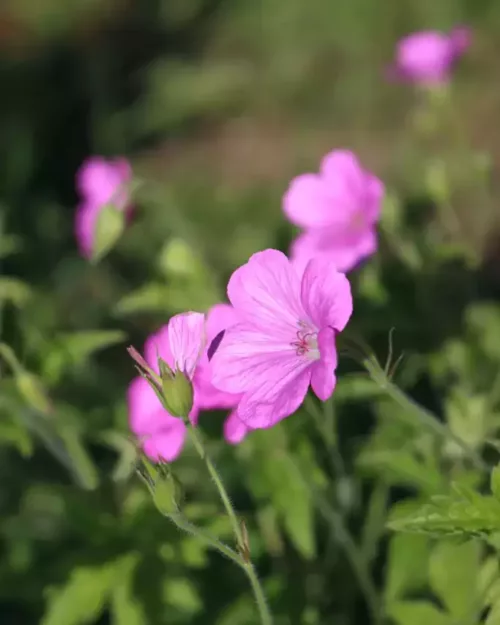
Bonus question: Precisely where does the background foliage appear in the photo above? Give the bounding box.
[3,0,500,623]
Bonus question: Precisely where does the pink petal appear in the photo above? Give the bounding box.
[76,157,132,209]
[291,228,377,274]
[300,256,353,331]
[206,303,239,342]
[319,150,363,193]
[227,249,304,335]
[144,325,174,372]
[168,312,207,377]
[236,368,311,428]
[283,173,335,228]
[223,410,250,445]
[211,323,311,396]
[74,202,100,258]
[142,424,186,462]
[311,327,337,400]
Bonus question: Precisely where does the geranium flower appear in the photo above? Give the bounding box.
[283,150,384,273]
[210,249,353,429]
[128,308,248,462]
[387,26,471,86]
[75,156,132,258]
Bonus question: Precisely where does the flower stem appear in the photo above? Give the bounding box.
[363,355,488,471]
[186,423,273,625]
[168,512,242,566]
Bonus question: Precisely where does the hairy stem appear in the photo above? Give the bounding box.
[186,423,273,625]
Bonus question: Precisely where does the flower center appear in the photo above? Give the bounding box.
[291,321,319,359]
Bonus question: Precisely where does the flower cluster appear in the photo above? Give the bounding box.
[74,26,471,461]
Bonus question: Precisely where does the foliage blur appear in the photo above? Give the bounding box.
[3,0,500,623]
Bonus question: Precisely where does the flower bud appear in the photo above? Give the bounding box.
[160,366,194,419]
[153,470,184,515]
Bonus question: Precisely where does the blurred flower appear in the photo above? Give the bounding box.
[128,308,248,462]
[211,249,353,429]
[283,150,384,273]
[387,26,471,86]
[75,156,132,258]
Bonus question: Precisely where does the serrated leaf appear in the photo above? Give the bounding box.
[384,534,430,604]
[388,601,453,625]
[387,486,500,538]
[42,563,117,625]
[429,541,481,620]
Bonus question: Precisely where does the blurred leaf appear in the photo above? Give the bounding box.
[492,465,500,501]
[42,562,118,625]
[445,389,489,453]
[163,578,202,614]
[429,541,481,621]
[43,330,126,383]
[384,534,430,604]
[114,283,170,316]
[0,233,22,259]
[357,449,445,495]
[58,424,99,491]
[0,277,32,306]
[111,554,145,625]
[91,205,125,264]
[334,375,384,402]
[388,601,453,625]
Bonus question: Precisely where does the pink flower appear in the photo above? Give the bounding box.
[210,249,353,429]
[128,308,249,462]
[283,150,384,273]
[75,156,132,258]
[388,26,471,86]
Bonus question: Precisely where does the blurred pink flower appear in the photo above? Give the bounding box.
[128,308,248,462]
[387,26,471,85]
[283,150,384,273]
[75,156,132,258]
[211,249,353,429]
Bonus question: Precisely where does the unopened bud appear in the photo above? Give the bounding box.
[160,368,194,419]
[153,468,184,515]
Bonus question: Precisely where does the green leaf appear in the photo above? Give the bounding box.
[0,277,32,307]
[384,534,430,604]
[358,449,445,496]
[58,424,99,491]
[333,375,384,402]
[91,205,125,264]
[163,578,202,614]
[111,555,145,625]
[114,283,170,316]
[491,465,500,501]
[387,484,500,538]
[388,601,453,625]
[429,541,481,620]
[42,563,117,625]
[43,330,126,383]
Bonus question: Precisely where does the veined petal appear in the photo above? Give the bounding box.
[237,368,311,428]
[224,410,250,445]
[211,323,311,395]
[227,249,304,335]
[311,327,337,400]
[168,312,207,377]
[300,257,353,331]
[144,325,173,372]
